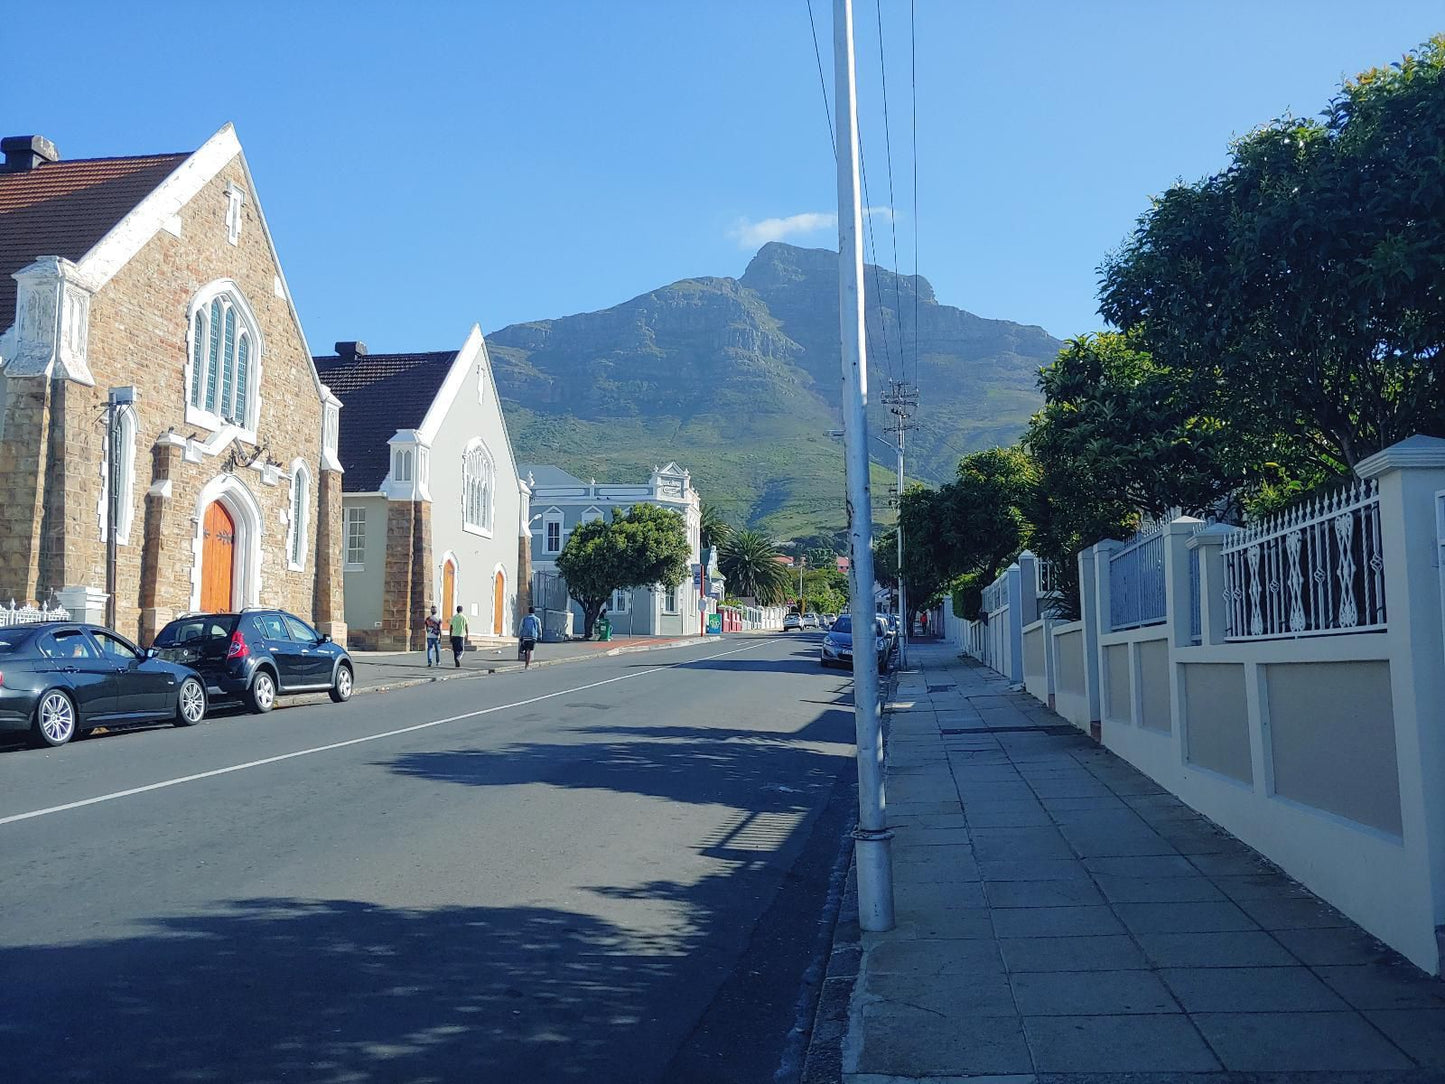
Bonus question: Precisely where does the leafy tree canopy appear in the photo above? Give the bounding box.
[557,504,691,637]
[1099,36,1445,469]
[699,502,733,551]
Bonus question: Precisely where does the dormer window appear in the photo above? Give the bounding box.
[187,283,260,433]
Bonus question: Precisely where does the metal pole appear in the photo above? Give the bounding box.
[835,0,894,931]
[104,393,119,630]
[896,433,908,668]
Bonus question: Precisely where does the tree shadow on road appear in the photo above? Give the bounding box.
[0,895,692,1084]
[386,708,855,814]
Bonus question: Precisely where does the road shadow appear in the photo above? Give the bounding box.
[0,893,718,1084]
[386,706,853,814]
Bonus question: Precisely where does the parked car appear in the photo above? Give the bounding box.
[822,612,838,628]
[151,609,353,714]
[802,612,821,629]
[783,612,804,632]
[0,622,207,748]
[820,614,891,674]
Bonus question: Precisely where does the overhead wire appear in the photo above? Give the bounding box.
[910,0,920,393]
[874,0,908,386]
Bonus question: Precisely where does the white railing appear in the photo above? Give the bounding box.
[0,600,70,628]
[1222,479,1384,640]
[981,570,1010,613]
[1109,517,1168,630]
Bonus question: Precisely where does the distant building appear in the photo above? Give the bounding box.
[0,125,343,643]
[316,328,528,650]
[523,462,718,636]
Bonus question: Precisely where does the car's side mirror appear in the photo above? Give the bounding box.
[318,634,331,645]
[146,647,159,658]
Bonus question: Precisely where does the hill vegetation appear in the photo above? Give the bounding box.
[488,242,1060,540]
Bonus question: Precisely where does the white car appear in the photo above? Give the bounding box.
[802,612,821,629]
[783,613,804,632]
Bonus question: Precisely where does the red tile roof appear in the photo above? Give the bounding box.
[313,350,459,491]
[0,153,189,330]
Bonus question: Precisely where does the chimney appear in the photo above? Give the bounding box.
[334,341,367,361]
[0,135,60,173]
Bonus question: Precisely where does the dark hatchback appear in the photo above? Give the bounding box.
[151,610,353,714]
[0,623,207,748]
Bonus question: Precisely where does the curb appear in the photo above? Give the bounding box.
[274,635,723,711]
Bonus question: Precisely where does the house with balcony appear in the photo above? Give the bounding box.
[523,462,719,637]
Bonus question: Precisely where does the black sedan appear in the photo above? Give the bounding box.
[0,623,207,748]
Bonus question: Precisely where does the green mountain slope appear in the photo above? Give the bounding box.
[488,242,1061,538]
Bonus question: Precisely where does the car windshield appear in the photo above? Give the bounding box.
[153,615,235,647]
[832,616,852,634]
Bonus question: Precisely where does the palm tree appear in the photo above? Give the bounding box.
[719,529,792,605]
[699,501,733,551]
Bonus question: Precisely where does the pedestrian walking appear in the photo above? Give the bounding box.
[919,610,929,637]
[424,606,443,667]
[519,607,542,670]
[449,605,468,668]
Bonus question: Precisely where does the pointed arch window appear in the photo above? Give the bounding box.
[462,439,495,535]
[187,284,260,431]
[287,462,310,571]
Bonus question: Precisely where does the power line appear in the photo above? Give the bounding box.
[874,0,908,386]
[910,0,920,393]
[804,0,835,156]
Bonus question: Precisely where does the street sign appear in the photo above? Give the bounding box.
[706,613,722,634]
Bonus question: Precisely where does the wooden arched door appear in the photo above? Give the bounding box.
[493,570,505,635]
[441,559,456,620]
[201,501,235,612]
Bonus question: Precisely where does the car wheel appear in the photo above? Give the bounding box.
[174,677,207,727]
[32,690,77,748]
[246,670,276,714]
[329,663,353,704]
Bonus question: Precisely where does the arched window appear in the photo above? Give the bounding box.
[462,439,494,534]
[99,405,137,545]
[288,462,310,570]
[188,285,259,430]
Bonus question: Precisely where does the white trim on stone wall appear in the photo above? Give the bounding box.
[286,459,310,572]
[183,279,265,440]
[189,472,264,612]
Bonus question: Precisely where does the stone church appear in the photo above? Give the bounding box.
[0,125,345,643]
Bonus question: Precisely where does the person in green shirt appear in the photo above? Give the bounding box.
[449,606,468,668]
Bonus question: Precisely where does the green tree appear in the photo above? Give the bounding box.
[699,501,733,551]
[557,504,691,638]
[1099,36,1445,470]
[718,529,792,605]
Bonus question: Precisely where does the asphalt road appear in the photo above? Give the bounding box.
[0,633,860,1084]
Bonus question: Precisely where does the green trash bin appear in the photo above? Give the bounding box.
[596,617,613,642]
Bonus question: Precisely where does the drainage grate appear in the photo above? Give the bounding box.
[941,724,1078,736]
[927,684,956,693]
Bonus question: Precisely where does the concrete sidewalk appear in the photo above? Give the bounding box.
[840,642,1445,1081]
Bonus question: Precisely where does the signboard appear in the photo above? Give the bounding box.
[706,612,722,634]
[692,565,703,588]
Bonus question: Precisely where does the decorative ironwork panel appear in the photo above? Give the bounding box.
[1221,479,1384,640]
[1109,518,1167,631]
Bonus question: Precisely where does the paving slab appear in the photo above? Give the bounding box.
[838,644,1445,1082]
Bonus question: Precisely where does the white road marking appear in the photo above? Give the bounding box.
[0,638,778,828]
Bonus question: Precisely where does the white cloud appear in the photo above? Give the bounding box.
[729,211,836,249]
[728,206,895,249]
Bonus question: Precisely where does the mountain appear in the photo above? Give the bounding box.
[486,242,1061,539]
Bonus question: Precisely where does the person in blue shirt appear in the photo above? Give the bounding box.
[519,606,542,670]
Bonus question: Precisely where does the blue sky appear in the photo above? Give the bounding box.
[6,2,1442,355]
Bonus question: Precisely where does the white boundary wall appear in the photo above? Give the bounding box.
[965,436,1445,974]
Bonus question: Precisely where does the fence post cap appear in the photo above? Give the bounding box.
[1166,515,1206,533]
[1187,522,1233,548]
[1356,434,1445,479]
[1018,549,1036,560]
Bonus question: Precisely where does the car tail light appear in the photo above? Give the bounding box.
[227,630,250,660]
